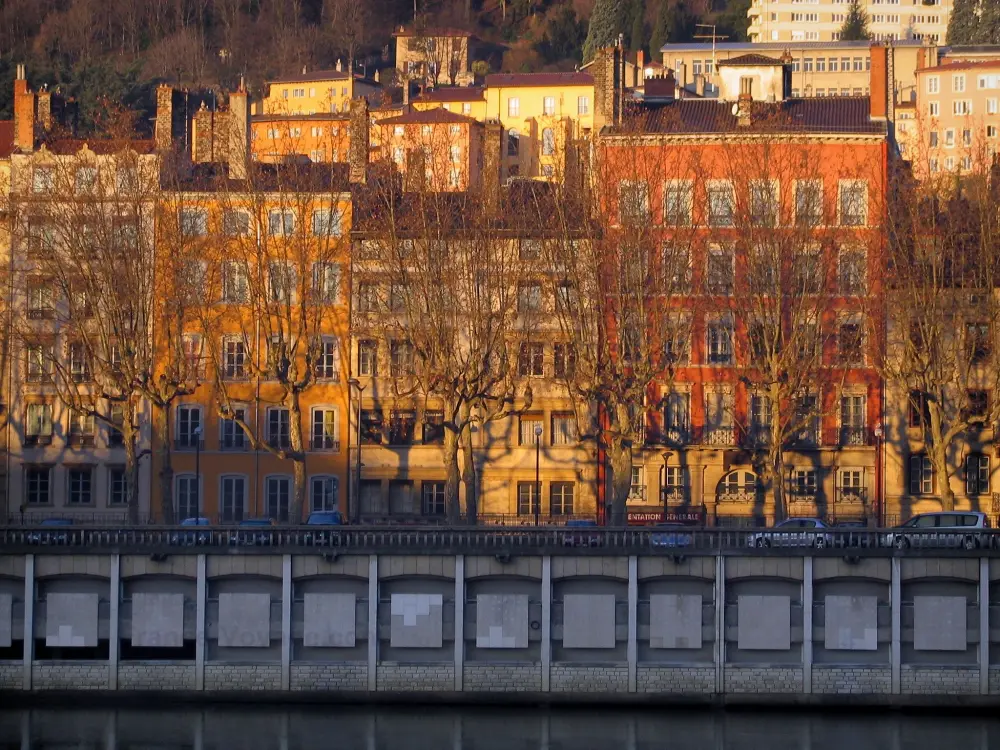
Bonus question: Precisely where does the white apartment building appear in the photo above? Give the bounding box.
[748,0,952,45]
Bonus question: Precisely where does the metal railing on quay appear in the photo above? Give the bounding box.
[3,525,1000,555]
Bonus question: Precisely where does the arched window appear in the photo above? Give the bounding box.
[718,470,757,497]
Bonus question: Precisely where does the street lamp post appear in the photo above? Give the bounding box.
[661,451,671,518]
[348,378,364,523]
[194,424,203,519]
[534,424,543,526]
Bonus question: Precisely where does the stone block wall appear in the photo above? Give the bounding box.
[637,665,715,694]
[812,666,891,695]
[900,666,979,695]
[550,664,628,693]
[33,662,109,690]
[376,663,454,692]
[117,663,196,691]
[290,663,367,691]
[724,666,802,694]
[0,662,21,689]
[463,663,541,692]
[204,664,281,691]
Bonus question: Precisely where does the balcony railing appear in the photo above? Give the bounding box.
[704,428,736,446]
[661,427,692,446]
[23,434,53,447]
[839,427,872,446]
[310,437,341,452]
[742,427,772,449]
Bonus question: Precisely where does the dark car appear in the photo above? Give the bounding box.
[650,523,694,549]
[562,519,603,547]
[229,518,276,546]
[169,517,213,547]
[26,518,74,545]
[303,511,345,546]
[833,520,877,549]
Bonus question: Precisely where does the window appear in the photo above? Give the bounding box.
[929,131,939,148]
[554,343,576,378]
[707,181,734,226]
[706,247,734,295]
[387,410,416,446]
[220,407,247,450]
[268,261,296,304]
[664,391,691,441]
[518,342,544,376]
[954,100,972,116]
[967,322,991,364]
[25,341,52,383]
[507,129,520,157]
[840,395,866,444]
[222,261,249,303]
[74,166,98,194]
[853,57,863,72]
[840,469,863,498]
[310,476,339,512]
[422,482,446,516]
[839,181,867,226]
[794,394,820,445]
[25,466,51,505]
[795,180,823,226]
[268,210,295,236]
[838,321,863,365]
[268,407,291,449]
[176,405,202,449]
[26,279,53,319]
[69,410,95,446]
[706,318,733,365]
[32,166,53,194]
[462,103,472,115]
[312,209,341,237]
[518,414,543,446]
[550,483,574,516]
[663,181,692,226]
[542,128,555,156]
[619,180,649,223]
[507,97,520,117]
[265,476,291,522]
[543,96,555,116]
[517,482,540,515]
[551,413,577,446]
[25,403,53,445]
[311,262,340,304]
[67,467,93,505]
[312,337,339,380]
[358,340,377,376]
[517,282,542,313]
[108,467,126,507]
[953,74,966,93]
[990,100,999,115]
[968,389,989,421]
[929,101,940,117]
[990,126,999,139]
[309,408,338,451]
[749,394,773,445]
[360,410,384,444]
[222,338,247,379]
[578,96,590,115]
[963,128,973,147]
[908,454,934,495]
[793,247,822,294]
[422,411,444,445]
[107,403,124,447]
[180,208,208,237]
[839,249,866,295]
[356,280,379,313]
[220,475,246,522]
[389,340,414,377]
[927,76,939,94]
[967,453,990,496]
[67,342,91,382]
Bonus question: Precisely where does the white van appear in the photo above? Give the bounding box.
[884,511,991,550]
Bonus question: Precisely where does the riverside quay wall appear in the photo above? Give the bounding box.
[2,542,1000,706]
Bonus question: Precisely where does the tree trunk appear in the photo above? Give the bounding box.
[772,447,787,523]
[124,425,140,525]
[288,390,306,523]
[607,438,633,526]
[154,403,175,524]
[929,441,955,511]
[443,423,462,524]
[461,422,477,525]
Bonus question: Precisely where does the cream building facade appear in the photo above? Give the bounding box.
[747,0,952,44]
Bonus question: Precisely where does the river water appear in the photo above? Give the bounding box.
[1,707,998,749]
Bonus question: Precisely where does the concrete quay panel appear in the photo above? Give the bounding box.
[0,594,10,648]
[825,595,878,651]
[650,594,703,649]
[389,593,443,648]
[217,593,271,648]
[737,595,790,651]
[476,594,529,649]
[131,593,185,648]
[303,593,356,647]
[45,593,98,648]
[563,594,616,649]
[913,595,967,651]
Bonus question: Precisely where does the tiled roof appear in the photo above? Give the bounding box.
[392,26,474,38]
[252,113,350,122]
[717,53,785,67]
[42,138,157,155]
[484,72,593,88]
[660,40,922,52]
[414,86,485,103]
[917,60,1000,74]
[0,120,14,158]
[379,108,480,125]
[164,162,351,192]
[267,70,378,85]
[611,97,885,135]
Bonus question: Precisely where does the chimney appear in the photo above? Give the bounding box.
[13,64,36,152]
[694,74,705,97]
[227,78,250,180]
[482,120,503,214]
[36,87,52,132]
[191,102,214,163]
[155,84,174,151]
[870,43,888,121]
[637,49,645,87]
[593,41,624,131]
[349,96,370,184]
[403,80,411,108]
[737,92,753,127]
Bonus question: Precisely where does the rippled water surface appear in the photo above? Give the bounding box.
[1,707,999,749]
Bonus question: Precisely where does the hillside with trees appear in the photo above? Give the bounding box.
[0,0,749,129]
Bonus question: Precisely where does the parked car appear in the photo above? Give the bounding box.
[303,511,345,546]
[169,517,213,546]
[229,518,277,546]
[748,518,834,549]
[562,519,602,547]
[833,520,877,549]
[884,512,991,551]
[650,523,694,549]
[25,518,74,545]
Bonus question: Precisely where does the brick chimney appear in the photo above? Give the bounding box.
[482,120,502,214]
[191,102,214,163]
[593,39,625,131]
[36,87,52,132]
[870,44,889,121]
[155,84,175,151]
[13,64,36,152]
[227,79,250,180]
[349,96,370,184]
[636,49,645,87]
[737,92,753,127]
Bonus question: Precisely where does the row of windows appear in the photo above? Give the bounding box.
[180,260,341,305]
[22,402,123,446]
[23,465,127,507]
[280,85,349,99]
[908,454,992,497]
[358,479,455,517]
[617,179,869,228]
[506,96,590,118]
[790,55,866,73]
[263,124,341,140]
[630,465,866,498]
[175,474,340,521]
[30,165,139,195]
[174,405,339,452]
[179,207,343,238]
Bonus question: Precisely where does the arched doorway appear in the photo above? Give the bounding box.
[715,470,764,527]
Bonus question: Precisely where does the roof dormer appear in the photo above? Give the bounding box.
[717,54,791,103]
